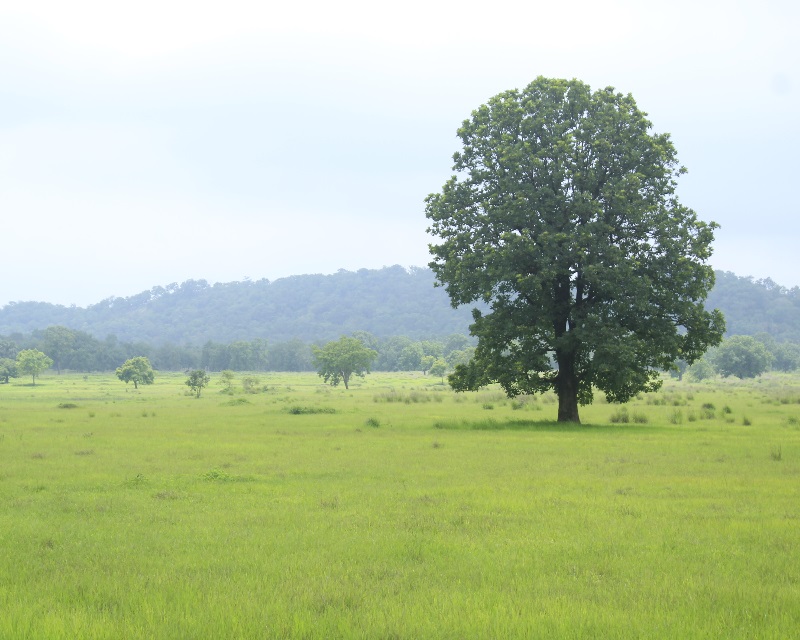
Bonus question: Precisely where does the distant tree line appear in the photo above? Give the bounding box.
[1,267,799,347]
[1,324,797,387]
[675,334,800,381]
[0,326,476,375]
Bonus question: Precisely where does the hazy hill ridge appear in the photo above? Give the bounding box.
[0,266,476,344]
[1,266,799,344]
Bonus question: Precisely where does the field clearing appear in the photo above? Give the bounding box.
[1,371,799,638]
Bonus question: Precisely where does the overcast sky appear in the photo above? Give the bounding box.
[1,0,797,307]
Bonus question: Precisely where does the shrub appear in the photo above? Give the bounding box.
[242,376,262,394]
[287,406,336,415]
[609,407,629,424]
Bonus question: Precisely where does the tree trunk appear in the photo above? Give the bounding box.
[342,371,350,390]
[557,374,581,423]
[556,354,581,423]
[552,276,580,423]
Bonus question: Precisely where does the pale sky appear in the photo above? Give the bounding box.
[2,0,798,307]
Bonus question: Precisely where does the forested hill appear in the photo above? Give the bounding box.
[705,271,800,342]
[1,267,799,345]
[0,266,477,344]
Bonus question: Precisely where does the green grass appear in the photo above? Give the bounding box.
[0,371,799,638]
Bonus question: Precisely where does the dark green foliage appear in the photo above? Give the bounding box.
[426,77,724,422]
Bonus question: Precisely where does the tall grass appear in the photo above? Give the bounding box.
[0,371,798,638]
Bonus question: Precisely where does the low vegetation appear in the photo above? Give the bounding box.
[0,371,798,637]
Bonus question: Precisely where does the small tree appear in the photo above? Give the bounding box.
[242,376,261,394]
[312,336,377,390]
[429,358,448,383]
[421,355,436,375]
[115,356,155,389]
[713,336,773,379]
[686,357,716,382]
[16,349,53,386]
[186,370,210,398]
[219,370,235,393]
[0,357,18,384]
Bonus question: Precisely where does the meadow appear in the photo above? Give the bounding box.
[1,370,798,639]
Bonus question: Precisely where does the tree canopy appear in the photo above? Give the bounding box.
[0,357,18,383]
[16,349,53,385]
[312,336,377,390]
[115,356,155,389]
[185,370,210,398]
[712,335,773,379]
[426,77,725,422]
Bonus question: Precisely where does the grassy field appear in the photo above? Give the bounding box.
[1,370,799,638]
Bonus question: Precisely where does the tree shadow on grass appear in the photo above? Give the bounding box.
[433,418,665,433]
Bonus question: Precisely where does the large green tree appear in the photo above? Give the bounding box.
[426,77,725,423]
[712,335,773,379]
[115,356,155,389]
[312,336,377,389]
[16,349,53,386]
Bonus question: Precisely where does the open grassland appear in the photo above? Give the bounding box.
[1,371,799,638]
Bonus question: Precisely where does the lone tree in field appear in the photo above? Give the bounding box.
[712,335,773,379]
[16,349,53,386]
[426,77,725,423]
[312,336,377,390]
[186,369,210,398]
[116,356,155,389]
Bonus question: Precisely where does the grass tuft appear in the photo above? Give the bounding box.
[287,405,336,415]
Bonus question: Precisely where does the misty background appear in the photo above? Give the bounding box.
[2,0,797,307]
